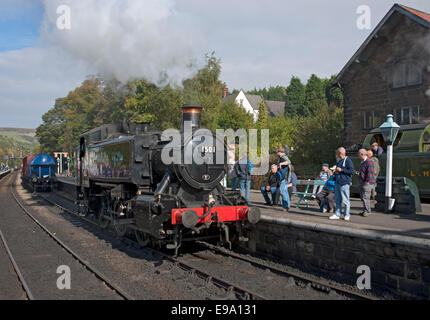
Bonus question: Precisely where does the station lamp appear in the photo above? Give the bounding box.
[379,114,400,212]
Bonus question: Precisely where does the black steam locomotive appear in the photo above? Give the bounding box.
[75,105,260,254]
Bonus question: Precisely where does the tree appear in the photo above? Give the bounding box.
[302,74,327,116]
[247,86,286,101]
[182,52,226,131]
[216,101,254,131]
[324,75,344,108]
[292,105,344,171]
[284,76,305,116]
[256,101,268,129]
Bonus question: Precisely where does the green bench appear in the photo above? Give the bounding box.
[292,179,326,209]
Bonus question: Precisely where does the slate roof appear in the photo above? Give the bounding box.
[265,100,286,117]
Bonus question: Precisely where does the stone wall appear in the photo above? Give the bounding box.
[242,217,430,299]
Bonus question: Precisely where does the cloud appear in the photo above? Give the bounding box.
[0,47,89,128]
[39,0,206,84]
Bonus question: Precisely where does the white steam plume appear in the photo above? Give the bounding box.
[40,0,205,84]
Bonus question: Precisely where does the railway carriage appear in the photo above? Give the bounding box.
[75,105,260,254]
[350,123,430,199]
[21,154,57,192]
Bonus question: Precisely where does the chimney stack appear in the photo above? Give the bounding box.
[181,105,203,131]
[223,88,228,98]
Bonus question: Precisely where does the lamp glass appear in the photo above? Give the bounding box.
[379,114,400,144]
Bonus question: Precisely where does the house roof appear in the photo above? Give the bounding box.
[222,90,263,111]
[246,94,264,111]
[334,3,430,85]
[265,100,286,117]
[400,4,430,23]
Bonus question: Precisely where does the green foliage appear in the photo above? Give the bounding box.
[291,105,344,175]
[182,52,226,131]
[247,86,286,101]
[216,101,254,131]
[302,74,328,116]
[123,80,182,129]
[256,101,268,130]
[284,76,305,116]
[324,75,344,108]
[266,116,298,151]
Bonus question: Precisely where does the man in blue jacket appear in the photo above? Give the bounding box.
[234,153,253,203]
[329,147,354,221]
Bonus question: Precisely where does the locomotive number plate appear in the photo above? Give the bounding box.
[201,146,216,153]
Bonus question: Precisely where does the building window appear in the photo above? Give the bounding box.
[394,106,420,125]
[363,110,382,129]
[393,62,422,88]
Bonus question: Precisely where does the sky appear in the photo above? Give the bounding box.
[0,0,429,128]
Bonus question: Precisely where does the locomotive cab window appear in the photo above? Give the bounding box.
[79,137,86,158]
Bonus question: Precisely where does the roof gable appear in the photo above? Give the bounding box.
[334,3,430,85]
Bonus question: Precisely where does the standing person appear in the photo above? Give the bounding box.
[316,175,335,213]
[311,163,332,198]
[329,147,354,221]
[367,149,380,199]
[358,149,375,216]
[234,153,253,203]
[260,164,282,205]
[227,145,237,190]
[276,148,291,212]
[371,142,384,158]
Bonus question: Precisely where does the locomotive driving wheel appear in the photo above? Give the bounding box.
[134,230,151,247]
[112,200,128,237]
[98,193,110,229]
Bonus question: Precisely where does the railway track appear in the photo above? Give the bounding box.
[196,242,379,300]
[5,173,134,300]
[0,224,34,300]
[39,189,379,300]
[37,191,267,300]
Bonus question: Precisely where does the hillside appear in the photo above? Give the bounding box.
[0,128,39,161]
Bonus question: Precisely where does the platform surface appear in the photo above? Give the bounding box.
[248,189,430,241]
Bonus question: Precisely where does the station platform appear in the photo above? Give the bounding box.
[57,175,430,242]
[248,189,430,242]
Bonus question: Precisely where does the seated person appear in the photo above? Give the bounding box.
[261,164,282,206]
[316,174,335,213]
[312,163,332,198]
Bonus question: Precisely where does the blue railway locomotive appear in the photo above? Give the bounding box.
[21,154,57,192]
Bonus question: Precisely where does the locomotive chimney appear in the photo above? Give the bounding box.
[181,105,203,131]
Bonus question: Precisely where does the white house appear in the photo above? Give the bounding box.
[223,89,285,122]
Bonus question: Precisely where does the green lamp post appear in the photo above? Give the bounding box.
[379,114,400,212]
